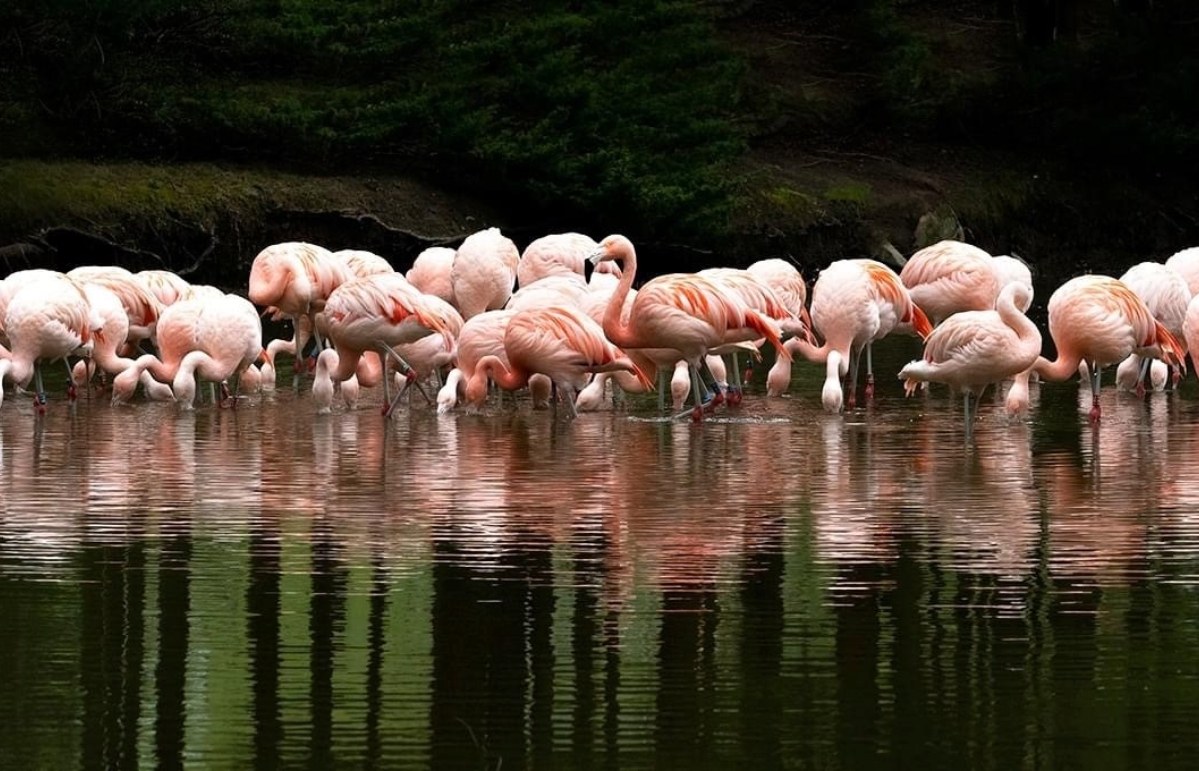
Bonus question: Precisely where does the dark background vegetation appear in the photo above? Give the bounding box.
[1,0,1197,285]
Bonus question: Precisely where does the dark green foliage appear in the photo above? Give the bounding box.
[850,0,1199,178]
[0,0,747,239]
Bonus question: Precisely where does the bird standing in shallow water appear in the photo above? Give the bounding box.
[1032,274,1185,421]
[899,282,1041,434]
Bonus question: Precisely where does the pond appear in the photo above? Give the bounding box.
[3,343,1199,770]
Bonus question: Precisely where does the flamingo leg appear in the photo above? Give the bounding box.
[847,347,863,409]
[384,376,412,418]
[1088,359,1102,421]
[379,344,432,405]
[728,354,743,406]
[656,368,667,412]
[864,344,875,401]
[1136,356,1151,398]
[564,385,579,419]
[964,391,974,440]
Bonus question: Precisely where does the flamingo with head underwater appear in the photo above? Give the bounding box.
[787,259,932,412]
[1032,274,1185,421]
[466,304,651,418]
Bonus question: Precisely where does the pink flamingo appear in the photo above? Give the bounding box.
[788,259,933,412]
[700,266,805,404]
[747,258,812,396]
[466,304,651,417]
[112,293,262,406]
[392,294,465,389]
[0,273,101,410]
[69,282,173,401]
[517,232,596,288]
[450,227,519,319]
[438,309,550,413]
[171,294,264,408]
[0,269,66,349]
[1114,261,1191,392]
[900,239,1000,324]
[248,241,356,382]
[589,234,789,420]
[899,282,1041,432]
[310,273,457,415]
[1032,275,1185,421]
[406,246,457,304]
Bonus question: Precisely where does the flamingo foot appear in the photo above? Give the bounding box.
[1089,402,1102,422]
[727,387,743,407]
[1136,381,1146,399]
[219,383,234,409]
[865,374,875,401]
[743,367,754,383]
[691,405,704,423]
[34,393,47,415]
[67,384,77,402]
[847,390,857,409]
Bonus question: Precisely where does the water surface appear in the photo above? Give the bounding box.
[3,350,1199,770]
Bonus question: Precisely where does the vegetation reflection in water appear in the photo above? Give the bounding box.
[3,358,1199,770]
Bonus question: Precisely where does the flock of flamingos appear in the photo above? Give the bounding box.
[1,227,1197,426]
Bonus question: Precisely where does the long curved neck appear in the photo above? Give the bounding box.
[786,335,832,365]
[477,354,528,391]
[601,245,641,350]
[1032,351,1082,382]
[997,290,1040,350]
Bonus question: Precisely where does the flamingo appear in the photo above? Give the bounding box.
[406,246,457,304]
[787,259,933,412]
[589,234,789,420]
[436,309,552,413]
[1032,275,1185,421]
[0,269,67,349]
[0,273,101,410]
[247,241,356,383]
[111,293,262,406]
[171,294,264,408]
[466,304,651,418]
[450,227,519,319]
[516,232,596,288]
[900,239,1000,324]
[69,282,173,401]
[746,258,812,396]
[898,282,1041,432]
[1114,261,1191,393]
[310,273,457,415]
[699,266,806,404]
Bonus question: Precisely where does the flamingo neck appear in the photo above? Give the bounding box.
[788,335,833,365]
[601,243,641,350]
[477,354,527,392]
[1032,352,1082,382]
[996,288,1040,351]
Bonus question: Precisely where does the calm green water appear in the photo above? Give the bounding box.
[3,348,1199,770]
